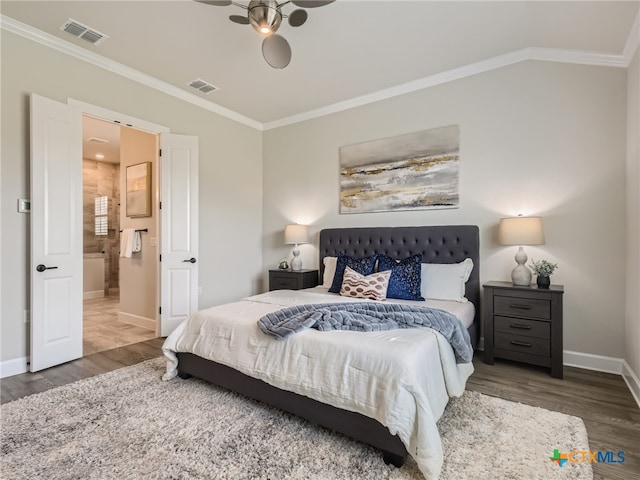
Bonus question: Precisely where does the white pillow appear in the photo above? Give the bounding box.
[420,258,473,303]
[322,256,338,288]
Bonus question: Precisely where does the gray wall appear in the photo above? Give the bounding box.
[1,30,263,363]
[262,60,629,359]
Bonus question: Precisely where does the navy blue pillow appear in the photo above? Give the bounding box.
[377,254,425,301]
[328,253,378,293]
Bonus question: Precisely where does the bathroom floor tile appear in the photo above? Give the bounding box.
[83,295,157,355]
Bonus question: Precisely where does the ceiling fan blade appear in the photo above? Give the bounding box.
[262,34,292,69]
[288,9,308,27]
[291,0,334,7]
[196,0,233,5]
[229,14,250,24]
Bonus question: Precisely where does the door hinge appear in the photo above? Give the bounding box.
[159,254,162,262]
[159,201,162,209]
[159,148,162,157]
[159,306,162,315]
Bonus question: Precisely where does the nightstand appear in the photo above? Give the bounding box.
[269,269,318,291]
[483,281,564,379]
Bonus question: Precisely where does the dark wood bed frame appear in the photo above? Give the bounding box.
[177,225,480,467]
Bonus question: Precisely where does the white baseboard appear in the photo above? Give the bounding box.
[83,290,105,300]
[622,361,640,409]
[563,350,625,374]
[563,350,640,409]
[0,356,28,378]
[118,311,156,331]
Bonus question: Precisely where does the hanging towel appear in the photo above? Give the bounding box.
[120,228,136,258]
[132,231,142,253]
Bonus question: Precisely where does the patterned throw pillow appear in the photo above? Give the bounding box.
[377,254,425,301]
[339,266,391,301]
[328,253,378,293]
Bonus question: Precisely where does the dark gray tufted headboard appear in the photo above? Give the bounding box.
[319,225,480,347]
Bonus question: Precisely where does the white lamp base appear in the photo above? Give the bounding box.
[511,246,532,286]
[290,245,302,271]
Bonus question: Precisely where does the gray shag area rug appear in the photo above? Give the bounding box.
[1,358,592,480]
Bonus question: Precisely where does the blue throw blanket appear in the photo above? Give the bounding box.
[258,302,473,364]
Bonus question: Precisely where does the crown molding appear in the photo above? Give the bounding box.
[1,13,633,133]
[623,10,640,65]
[263,47,627,130]
[0,15,263,131]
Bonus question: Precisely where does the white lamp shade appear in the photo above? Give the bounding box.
[498,217,545,246]
[284,224,309,245]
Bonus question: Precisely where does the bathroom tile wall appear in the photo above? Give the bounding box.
[83,159,120,292]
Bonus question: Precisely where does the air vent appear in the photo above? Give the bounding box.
[59,18,108,45]
[188,79,218,94]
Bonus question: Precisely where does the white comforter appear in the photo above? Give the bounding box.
[162,289,474,479]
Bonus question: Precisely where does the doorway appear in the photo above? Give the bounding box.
[81,115,156,355]
[30,94,199,372]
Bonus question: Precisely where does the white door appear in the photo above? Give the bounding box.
[30,94,83,372]
[159,134,199,336]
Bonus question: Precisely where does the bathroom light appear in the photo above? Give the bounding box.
[95,153,104,160]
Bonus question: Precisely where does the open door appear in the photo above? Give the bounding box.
[159,134,199,336]
[30,94,83,372]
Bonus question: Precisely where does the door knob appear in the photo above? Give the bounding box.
[36,264,58,272]
[182,258,197,264]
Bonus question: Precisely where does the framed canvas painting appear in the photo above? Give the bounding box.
[339,125,460,214]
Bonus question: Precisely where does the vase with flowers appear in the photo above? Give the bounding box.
[529,259,558,289]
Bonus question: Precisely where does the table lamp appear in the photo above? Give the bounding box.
[498,216,545,286]
[284,224,309,271]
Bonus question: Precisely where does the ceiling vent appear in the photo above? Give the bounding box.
[59,18,108,45]
[188,79,218,94]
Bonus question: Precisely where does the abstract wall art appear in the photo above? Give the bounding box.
[339,125,460,214]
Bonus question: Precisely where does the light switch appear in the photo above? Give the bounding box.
[150,237,157,247]
[17,199,30,213]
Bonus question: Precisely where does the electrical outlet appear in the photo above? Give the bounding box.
[24,310,30,323]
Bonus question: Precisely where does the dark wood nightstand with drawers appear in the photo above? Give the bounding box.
[269,269,319,291]
[483,281,564,378]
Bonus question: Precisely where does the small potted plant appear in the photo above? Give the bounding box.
[529,259,558,289]
[278,258,289,270]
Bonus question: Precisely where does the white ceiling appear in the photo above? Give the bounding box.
[83,116,121,164]
[2,1,639,128]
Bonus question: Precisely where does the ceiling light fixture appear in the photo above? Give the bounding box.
[95,153,105,160]
[196,0,334,69]
[248,0,282,36]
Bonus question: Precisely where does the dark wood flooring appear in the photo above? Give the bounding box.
[1,344,639,479]
[0,338,164,404]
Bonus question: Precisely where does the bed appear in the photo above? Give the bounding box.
[162,225,480,479]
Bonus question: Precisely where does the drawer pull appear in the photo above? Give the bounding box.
[510,303,533,310]
[510,323,532,330]
[510,340,532,348]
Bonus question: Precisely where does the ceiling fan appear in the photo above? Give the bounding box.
[197,0,335,69]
